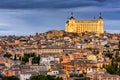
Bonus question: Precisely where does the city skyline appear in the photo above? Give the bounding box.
[0,0,120,35]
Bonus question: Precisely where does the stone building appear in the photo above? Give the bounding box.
[66,13,104,34]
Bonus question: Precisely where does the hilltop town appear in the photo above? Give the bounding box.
[0,30,120,80]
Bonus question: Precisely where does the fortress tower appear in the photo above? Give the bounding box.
[65,13,104,34]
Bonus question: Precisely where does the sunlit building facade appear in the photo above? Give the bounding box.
[65,13,104,34]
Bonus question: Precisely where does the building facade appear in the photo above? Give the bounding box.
[65,13,104,34]
[22,48,76,55]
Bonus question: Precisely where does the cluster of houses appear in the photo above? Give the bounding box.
[0,30,120,80]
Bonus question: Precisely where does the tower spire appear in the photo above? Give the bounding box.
[99,12,103,19]
[71,12,73,17]
[70,12,75,20]
[66,17,69,23]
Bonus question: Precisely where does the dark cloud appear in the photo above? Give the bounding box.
[0,0,114,9]
[95,0,107,2]
[0,0,119,35]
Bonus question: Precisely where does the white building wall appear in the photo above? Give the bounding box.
[47,71,59,76]
[20,74,31,80]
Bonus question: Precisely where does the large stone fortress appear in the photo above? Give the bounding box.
[65,13,104,34]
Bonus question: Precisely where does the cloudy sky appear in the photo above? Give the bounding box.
[0,0,120,35]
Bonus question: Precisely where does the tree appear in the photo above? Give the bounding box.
[22,53,36,63]
[4,53,12,58]
[32,56,40,64]
[85,77,90,80]
[2,76,19,80]
[106,65,116,74]
[116,57,120,62]
[55,77,63,80]
[115,50,119,58]
[29,75,63,80]
[106,58,120,75]
[46,75,54,80]
[30,75,47,80]
[118,41,120,51]
[104,52,112,59]
[29,75,38,80]
[22,56,29,63]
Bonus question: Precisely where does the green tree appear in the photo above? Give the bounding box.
[29,75,38,80]
[106,65,116,74]
[55,77,63,80]
[46,75,54,80]
[85,77,90,80]
[32,56,40,64]
[29,75,63,80]
[4,53,12,58]
[104,52,113,59]
[106,58,120,75]
[2,76,19,80]
[22,56,29,63]
[118,41,120,51]
[30,75,47,80]
[22,53,36,63]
